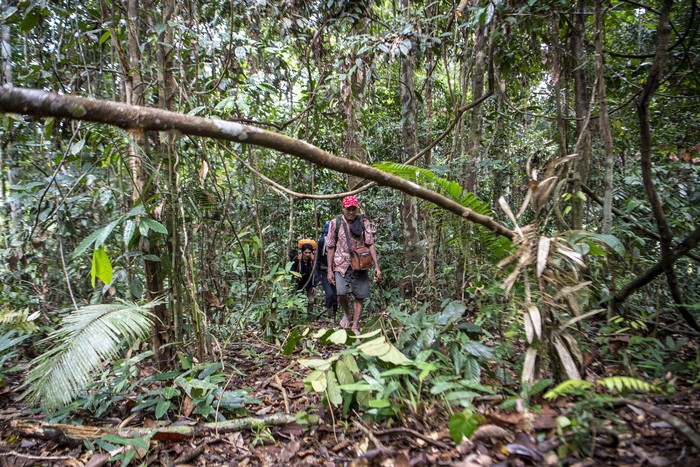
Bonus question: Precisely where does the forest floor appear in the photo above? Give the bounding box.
[0,317,699,467]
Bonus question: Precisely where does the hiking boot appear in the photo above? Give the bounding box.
[326,306,335,320]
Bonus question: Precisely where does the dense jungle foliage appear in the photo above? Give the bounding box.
[0,0,698,465]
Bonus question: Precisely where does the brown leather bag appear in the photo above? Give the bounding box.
[342,219,373,271]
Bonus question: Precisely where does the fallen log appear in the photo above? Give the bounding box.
[11,413,297,446]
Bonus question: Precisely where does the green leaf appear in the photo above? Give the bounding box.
[369,398,391,408]
[335,360,354,385]
[449,411,478,443]
[378,346,411,365]
[325,370,343,406]
[95,219,121,249]
[43,117,55,139]
[155,399,170,419]
[358,337,391,358]
[72,229,103,259]
[101,434,149,450]
[70,140,85,156]
[306,370,327,392]
[91,247,113,287]
[123,220,136,247]
[437,301,467,326]
[327,329,348,344]
[98,30,111,45]
[338,382,373,392]
[141,218,168,235]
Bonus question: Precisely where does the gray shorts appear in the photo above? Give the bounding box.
[335,269,370,299]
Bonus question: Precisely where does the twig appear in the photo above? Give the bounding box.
[272,375,290,414]
[0,450,76,462]
[621,398,700,451]
[375,427,451,450]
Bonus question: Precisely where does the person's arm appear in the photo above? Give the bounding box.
[369,244,381,281]
[326,220,336,284]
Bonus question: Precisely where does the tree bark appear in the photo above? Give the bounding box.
[399,0,425,290]
[0,85,515,241]
[636,0,699,332]
[10,413,296,446]
[594,0,615,235]
[569,0,592,230]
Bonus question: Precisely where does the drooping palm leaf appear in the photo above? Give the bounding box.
[21,300,156,410]
[374,162,511,259]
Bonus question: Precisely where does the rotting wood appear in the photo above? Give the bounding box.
[10,413,296,445]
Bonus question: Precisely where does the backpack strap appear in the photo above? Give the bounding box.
[334,214,365,241]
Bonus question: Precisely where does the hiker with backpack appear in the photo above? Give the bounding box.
[291,239,317,316]
[326,196,381,334]
[315,221,338,320]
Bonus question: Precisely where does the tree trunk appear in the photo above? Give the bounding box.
[399,0,425,291]
[594,0,615,235]
[569,0,592,230]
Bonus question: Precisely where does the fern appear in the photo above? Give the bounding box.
[545,376,661,401]
[374,162,511,259]
[20,300,156,410]
[544,380,595,400]
[598,376,661,395]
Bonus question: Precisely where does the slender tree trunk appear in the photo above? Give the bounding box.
[636,0,699,331]
[0,2,19,239]
[594,0,615,235]
[569,0,592,229]
[399,0,424,291]
[464,23,486,193]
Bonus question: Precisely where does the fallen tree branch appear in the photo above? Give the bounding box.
[621,399,700,451]
[10,413,296,446]
[0,85,514,241]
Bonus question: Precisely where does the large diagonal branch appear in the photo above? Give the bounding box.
[0,85,514,241]
[614,224,700,303]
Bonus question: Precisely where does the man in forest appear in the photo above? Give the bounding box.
[291,242,317,316]
[326,196,381,333]
[315,221,337,320]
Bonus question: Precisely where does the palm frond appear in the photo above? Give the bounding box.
[21,300,156,410]
[374,162,511,259]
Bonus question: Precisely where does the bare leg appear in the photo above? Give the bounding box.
[352,299,363,331]
[338,294,350,327]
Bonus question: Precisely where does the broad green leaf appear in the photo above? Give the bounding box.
[343,355,360,373]
[123,220,136,247]
[70,139,85,155]
[437,301,467,326]
[449,412,478,443]
[327,329,347,344]
[141,218,168,235]
[378,346,411,365]
[353,328,382,339]
[155,399,170,419]
[72,228,103,259]
[379,367,414,377]
[306,370,327,392]
[358,337,391,358]
[338,382,373,392]
[126,205,146,218]
[91,247,113,287]
[368,398,391,408]
[335,360,354,385]
[95,219,120,249]
[98,30,110,45]
[298,358,334,371]
[462,342,494,359]
[43,117,55,139]
[325,370,342,406]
